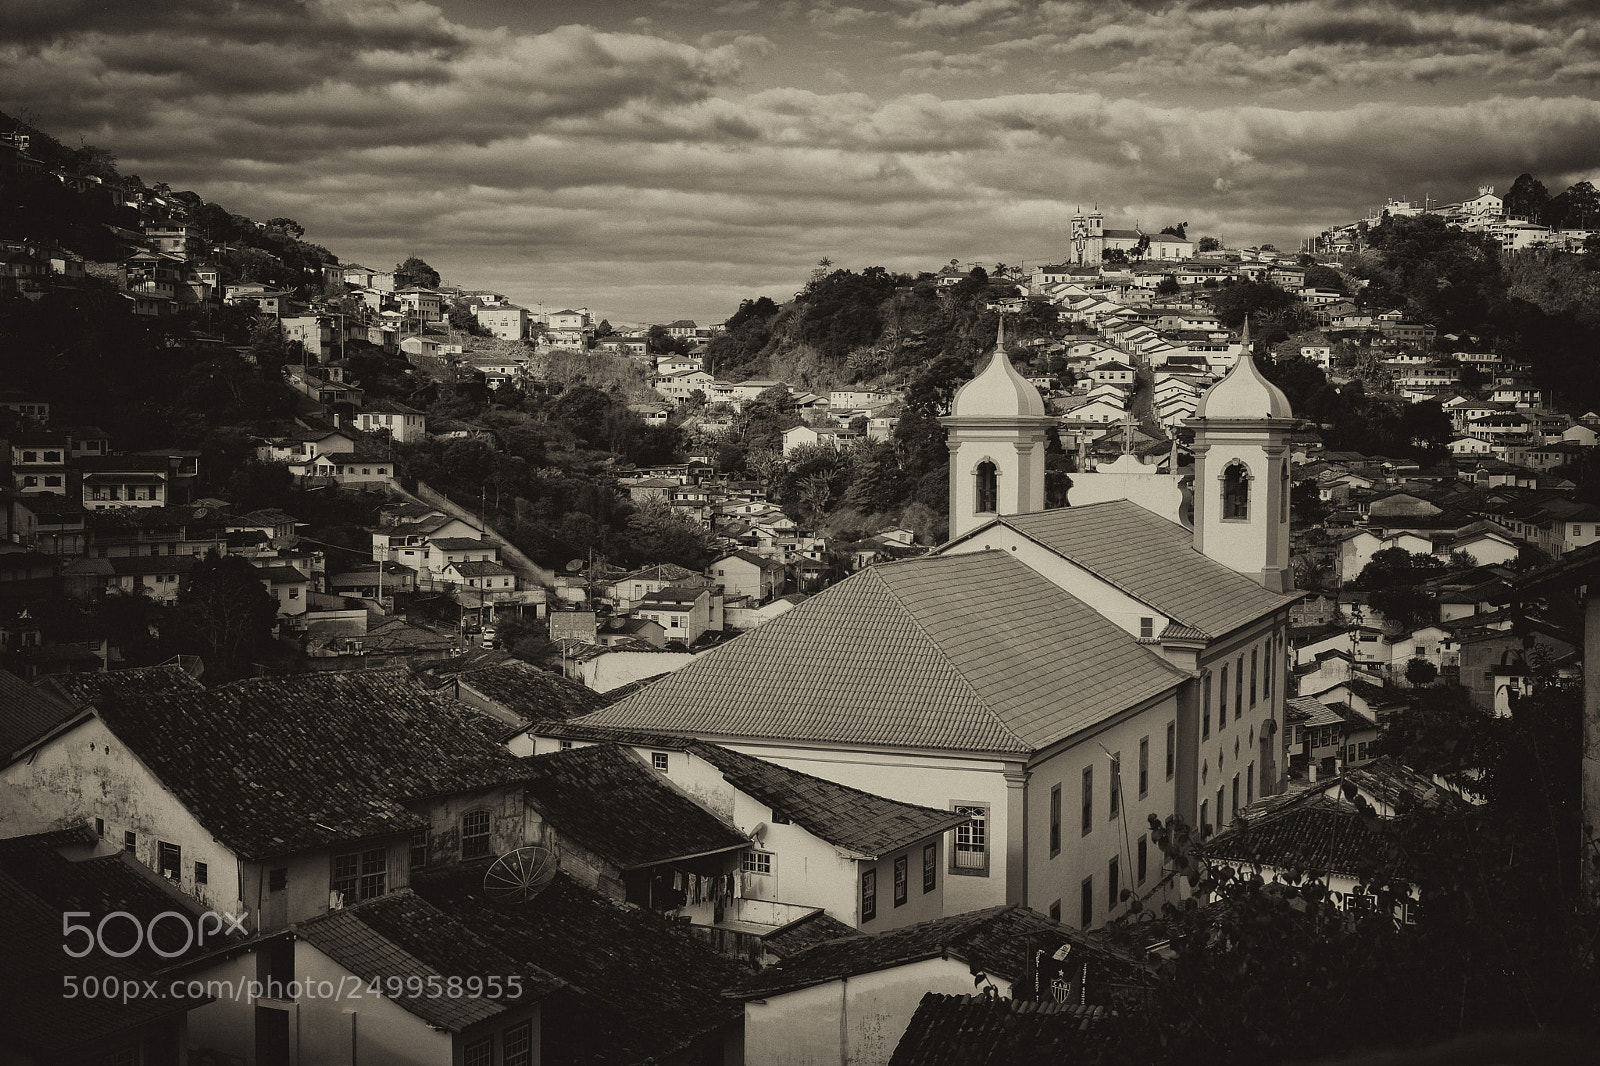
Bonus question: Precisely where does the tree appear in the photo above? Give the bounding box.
[1197,236,1223,252]
[1502,173,1551,224]
[1102,248,1129,265]
[1154,275,1181,296]
[264,217,305,239]
[171,552,280,680]
[1159,222,1187,239]
[1405,657,1439,687]
[394,255,440,289]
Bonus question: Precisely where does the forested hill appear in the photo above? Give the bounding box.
[704,263,1073,395]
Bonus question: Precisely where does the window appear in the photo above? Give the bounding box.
[1266,640,1275,699]
[975,461,998,513]
[504,1020,533,1066]
[559,740,573,750]
[123,831,136,854]
[1050,785,1061,856]
[1250,648,1258,706]
[744,851,773,876]
[923,843,937,893]
[158,841,180,879]
[1220,664,1229,721]
[195,861,208,885]
[1200,800,1209,832]
[894,855,909,906]
[410,830,429,869]
[95,818,104,838]
[1137,737,1150,799]
[953,805,988,871]
[1049,899,1061,922]
[1080,876,1093,928]
[651,751,670,771]
[462,810,492,860]
[1139,616,1154,639]
[1137,835,1148,884]
[1108,856,1120,912]
[1232,775,1240,820]
[464,1039,492,1066]
[1235,656,1244,719]
[332,847,387,903]
[1081,766,1093,835]
[268,867,287,892]
[1108,753,1121,819]
[861,870,877,921]
[1247,762,1255,804]
[288,587,299,599]
[1165,721,1175,779]
[1202,674,1211,739]
[1217,787,1225,828]
[1223,462,1250,520]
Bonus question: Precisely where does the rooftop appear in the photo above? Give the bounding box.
[573,551,1187,755]
[888,992,1105,1066]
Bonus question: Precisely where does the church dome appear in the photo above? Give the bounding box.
[1195,353,1293,420]
[949,346,1046,418]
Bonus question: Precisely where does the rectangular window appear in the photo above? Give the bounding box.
[743,850,773,876]
[862,870,877,922]
[1138,738,1149,797]
[1108,856,1120,912]
[1217,787,1225,828]
[1235,656,1244,719]
[123,831,136,854]
[1200,799,1209,832]
[464,1039,492,1066]
[1232,774,1240,819]
[1166,722,1175,779]
[651,751,670,771]
[332,847,388,903]
[462,810,492,860]
[1109,753,1121,820]
[1050,785,1061,856]
[95,818,104,838]
[158,841,180,879]
[410,830,429,869]
[1080,876,1093,928]
[894,855,909,906]
[1137,835,1148,884]
[1081,766,1093,835]
[953,805,988,871]
[1250,648,1258,706]
[1247,762,1255,804]
[1220,664,1229,720]
[1266,637,1275,699]
[195,861,208,885]
[269,867,287,892]
[1203,674,1211,739]
[1049,899,1061,922]
[923,843,937,893]
[504,1021,533,1066]
[1139,616,1154,639]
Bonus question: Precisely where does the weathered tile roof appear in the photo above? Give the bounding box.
[447,660,606,725]
[1202,794,1391,878]
[0,670,82,760]
[763,910,863,958]
[889,992,1105,1066]
[57,669,530,859]
[450,559,515,578]
[293,889,562,1031]
[574,551,1187,755]
[688,742,969,857]
[414,869,745,1066]
[979,500,1300,638]
[729,905,1108,999]
[521,744,747,869]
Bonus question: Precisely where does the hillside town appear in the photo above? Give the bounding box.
[4,108,1600,1066]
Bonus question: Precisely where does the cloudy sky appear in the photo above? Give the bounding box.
[4,0,1599,323]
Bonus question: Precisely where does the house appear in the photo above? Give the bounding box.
[607,562,713,610]
[356,398,427,442]
[568,343,1299,927]
[474,303,530,339]
[0,668,538,934]
[524,726,967,944]
[889,992,1104,1065]
[8,432,71,495]
[546,638,698,693]
[728,906,1128,1066]
[710,549,788,603]
[636,584,719,644]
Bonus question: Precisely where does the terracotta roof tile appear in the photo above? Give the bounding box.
[889,992,1106,1066]
[575,551,1186,754]
[987,501,1300,638]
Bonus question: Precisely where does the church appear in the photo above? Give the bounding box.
[554,342,1300,928]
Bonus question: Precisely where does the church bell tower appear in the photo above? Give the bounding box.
[1188,345,1296,593]
[941,322,1055,538]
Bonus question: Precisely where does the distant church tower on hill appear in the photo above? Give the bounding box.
[940,322,1057,538]
[1188,341,1297,593]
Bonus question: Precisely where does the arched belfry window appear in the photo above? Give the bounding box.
[976,461,999,513]
[1281,462,1291,523]
[1222,462,1250,521]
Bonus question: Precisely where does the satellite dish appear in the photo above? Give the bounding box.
[483,845,558,904]
[566,558,585,572]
